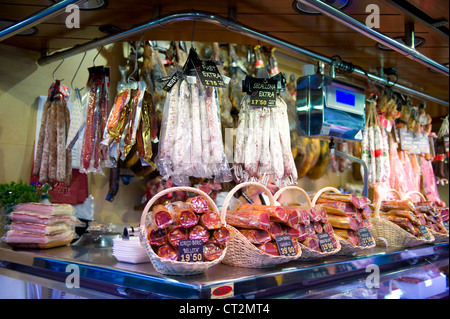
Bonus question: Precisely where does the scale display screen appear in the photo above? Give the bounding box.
[335,89,355,107]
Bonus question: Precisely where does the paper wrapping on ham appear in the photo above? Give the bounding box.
[14,202,75,216]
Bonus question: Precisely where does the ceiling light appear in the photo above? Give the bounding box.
[292,0,352,15]
[49,0,108,10]
[376,36,425,51]
[0,19,38,36]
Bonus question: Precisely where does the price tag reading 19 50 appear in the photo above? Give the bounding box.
[178,239,204,262]
[275,235,296,256]
[249,78,277,108]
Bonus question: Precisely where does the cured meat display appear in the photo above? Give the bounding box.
[144,196,230,261]
[80,66,110,175]
[4,202,78,249]
[378,198,446,239]
[155,62,232,185]
[33,81,72,186]
[233,93,297,187]
[314,191,375,248]
[226,204,338,254]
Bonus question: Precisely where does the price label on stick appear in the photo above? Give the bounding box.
[357,227,374,247]
[275,235,296,256]
[188,48,226,88]
[317,232,335,252]
[249,77,277,108]
[418,225,432,241]
[178,239,204,262]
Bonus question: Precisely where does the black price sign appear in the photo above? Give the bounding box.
[178,239,204,262]
[188,48,225,88]
[357,227,374,247]
[249,78,277,108]
[418,225,432,241]
[275,235,296,256]
[317,232,335,252]
[443,221,449,233]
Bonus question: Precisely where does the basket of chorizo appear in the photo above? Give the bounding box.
[220,182,302,268]
[311,187,376,255]
[370,189,435,248]
[273,186,341,259]
[139,187,230,275]
[404,191,448,243]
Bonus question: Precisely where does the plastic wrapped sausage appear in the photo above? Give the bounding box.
[226,210,270,230]
[152,204,174,229]
[269,222,284,240]
[203,243,224,261]
[167,226,188,246]
[327,214,358,231]
[188,225,210,243]
[238,228,272,244]
[199,211,222,230]
[186,196,210,213]
[238,204,288,223]
[256,242,279,256]
[157,244,178,260]
[210,227,231,244]
[147,228,167,246]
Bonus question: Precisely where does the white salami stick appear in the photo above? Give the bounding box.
[368,126,376,185]
[269,108,284,184]
[172,80,191,174]
[34,100,51,177]
[190,80,202,176]
[380,126,390,182]
[244,105,257,177]
[276,97,296,184]
[233,95,249,180]
[48,101,58,182]
[205,86,223,165]
[374,125,383,182]
[259,107,272,175]
[199,83,211,170]
[56,100,67,183]
[39,102,52,184]
[64,102,72,186]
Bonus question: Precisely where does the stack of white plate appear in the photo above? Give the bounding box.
[112,236,150,264]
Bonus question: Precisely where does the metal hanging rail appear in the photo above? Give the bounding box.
[35,10,448,106]
[0,0,87,41]
[296,0,449,76]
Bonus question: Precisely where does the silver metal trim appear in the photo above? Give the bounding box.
[0,0,87,41]
[296,0,449,76]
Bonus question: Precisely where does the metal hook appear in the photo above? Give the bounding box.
[71,51,87,90]
[93,46,103,67]
[52,58,65,81]
[127,33,145,83]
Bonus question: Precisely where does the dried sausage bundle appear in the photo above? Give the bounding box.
[156,77,232,186]
[233,94,298,188]
[33,81,72,187]
[144,195,230,264]
[79,67,110,175]
[361,100,390,187]
[312,187,376,254]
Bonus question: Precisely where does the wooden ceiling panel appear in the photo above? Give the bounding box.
[0,0,448,109]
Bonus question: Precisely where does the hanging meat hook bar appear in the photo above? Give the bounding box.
[35,10,449,106]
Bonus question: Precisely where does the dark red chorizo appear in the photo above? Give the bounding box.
[188,225,210,243]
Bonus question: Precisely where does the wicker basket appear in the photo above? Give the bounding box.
[312,187,376,256]
[220,182,302,268]
[274,186,341,259]
[370,189,435,248]
[139,186,227,276]
[405,191,448,243]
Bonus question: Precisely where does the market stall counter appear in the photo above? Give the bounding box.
[0,241,448,299]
